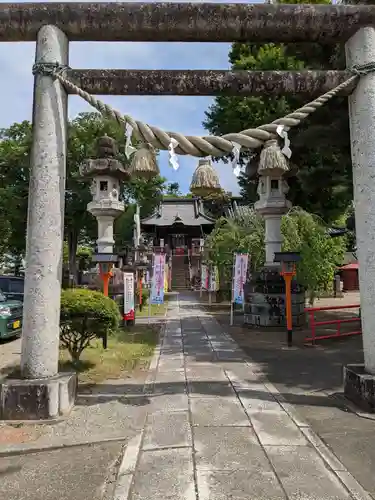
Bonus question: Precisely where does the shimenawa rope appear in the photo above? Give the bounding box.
[32,62,373,158]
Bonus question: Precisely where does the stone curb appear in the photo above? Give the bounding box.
[218,321,374,500]
[0,436,130,458]
[327,390,375,422]
[112,431,145,500]
[111,314,165,499]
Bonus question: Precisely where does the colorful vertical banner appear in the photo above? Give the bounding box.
[151,253,166,304]
[201,264,209,291]
[123,272,135,321]
[209,266,220,292]
[232,253,249,305]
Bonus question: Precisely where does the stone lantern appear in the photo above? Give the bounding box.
[254,169,291,268]
[80,135,130,294]
[243,140,305,329]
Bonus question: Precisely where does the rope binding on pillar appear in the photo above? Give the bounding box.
[31,61,375,159]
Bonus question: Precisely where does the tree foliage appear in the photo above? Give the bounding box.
[0,113,166,273]
[205,208,346,301]
[164,182,182,197]
[203,0,352,223]
[281,209,346,302]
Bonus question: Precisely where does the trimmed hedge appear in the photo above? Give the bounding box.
[60,288,121,361]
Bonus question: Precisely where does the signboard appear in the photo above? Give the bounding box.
[201,264,209,291]
[150,253,166,304]
[124,272,135,321]
[232,253,249,305]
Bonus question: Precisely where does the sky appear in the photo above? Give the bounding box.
[0,0,264,195]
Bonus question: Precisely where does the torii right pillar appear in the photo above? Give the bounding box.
[344,26,375,412]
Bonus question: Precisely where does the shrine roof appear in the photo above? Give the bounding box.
[141,197,216,227]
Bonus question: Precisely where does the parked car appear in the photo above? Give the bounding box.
[0,289,23,340]
[0,275,24,302]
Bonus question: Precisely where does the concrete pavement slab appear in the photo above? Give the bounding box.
[154,370,186,383]
[129,448,195,500]
[158,358,185,371]
[0,442,124,500]
[193,427,271,471]
[236,389,283,413]
[190,396,250,427]
[187,380,235,397]
[185,367,227,381]
[148,393,189,413]
[31,399,147,448]
[196,469,286,500]
[250,410,308,446]
[143,411,192,450]
[265,445,352,500]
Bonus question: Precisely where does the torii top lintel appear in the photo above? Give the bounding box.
[0,3,375,43]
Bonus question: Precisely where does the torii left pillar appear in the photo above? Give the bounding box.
[0,25,77,420]
[344,26,375,413]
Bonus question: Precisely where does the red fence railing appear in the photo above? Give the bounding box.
[304,304,361,344]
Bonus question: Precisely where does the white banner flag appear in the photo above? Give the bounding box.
[151,253,166,304]
[209,266,219,292]
[232,253,249,305]
[201,264,209,291]
[124,272,135,317]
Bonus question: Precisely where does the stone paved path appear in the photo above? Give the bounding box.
[115,295,372,500]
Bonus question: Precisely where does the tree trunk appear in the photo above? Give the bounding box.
[67,229,78,287]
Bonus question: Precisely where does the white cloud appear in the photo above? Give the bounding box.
[0,0,266,195]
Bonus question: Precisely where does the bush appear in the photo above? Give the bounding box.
[60,288,121,362]
[136,288,149,305]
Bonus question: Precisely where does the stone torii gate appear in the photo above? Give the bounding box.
[0,2,374,418]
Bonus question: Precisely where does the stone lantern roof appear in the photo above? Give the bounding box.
[79,135,130,181]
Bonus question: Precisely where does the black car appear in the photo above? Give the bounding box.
[0,275,24,302]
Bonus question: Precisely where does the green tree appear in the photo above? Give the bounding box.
[203,0,352,223]
[115,174,167,251]
[0,121,31,269]
[205,208,346,303]
[0,113,166,276]
[123,175,166,217]
[164,181,181,197]
[281,209,346,303]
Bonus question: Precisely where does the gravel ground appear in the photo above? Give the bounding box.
[0,336,21,377]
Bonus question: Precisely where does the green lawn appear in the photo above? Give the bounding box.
[2,324,160,386]
[59,324,159,384]
[136,302,168,318]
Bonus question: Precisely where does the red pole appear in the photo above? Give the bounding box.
[99,264,112,297]
[284,273,293,347]
[102,273,110,297]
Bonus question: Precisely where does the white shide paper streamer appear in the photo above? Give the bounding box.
[168,138,180,171]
